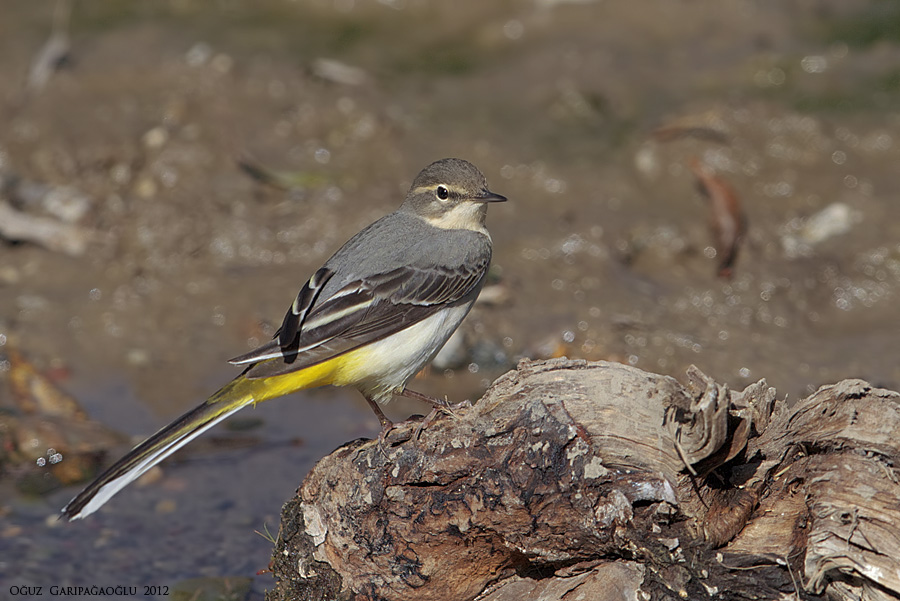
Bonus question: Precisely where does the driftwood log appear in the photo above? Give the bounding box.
[265,358,900,601]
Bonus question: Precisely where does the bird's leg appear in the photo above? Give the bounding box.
[364,395,394,455]
[398,387,453,413]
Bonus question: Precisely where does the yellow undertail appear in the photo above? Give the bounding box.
[63,348,373,520]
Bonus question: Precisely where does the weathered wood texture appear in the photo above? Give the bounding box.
[266,359,900,601]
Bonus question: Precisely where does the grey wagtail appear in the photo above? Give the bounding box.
[62,158,506,520]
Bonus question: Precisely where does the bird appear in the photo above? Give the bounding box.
[62,157,506,521]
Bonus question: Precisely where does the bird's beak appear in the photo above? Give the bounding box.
[475,189,507,203]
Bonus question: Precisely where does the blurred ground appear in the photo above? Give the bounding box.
[1,0,900,598]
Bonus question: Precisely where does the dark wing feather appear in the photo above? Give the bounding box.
[238,255,489,379]
[227,267,334,366]
[277,267,334,350]
[332,257,489,339]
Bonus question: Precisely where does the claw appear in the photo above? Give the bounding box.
[452,399,472,411]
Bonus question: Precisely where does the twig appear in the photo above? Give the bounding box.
[0,199,94,256]
[26,0,72,93]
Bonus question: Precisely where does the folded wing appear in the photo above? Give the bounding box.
[228,255,489,378]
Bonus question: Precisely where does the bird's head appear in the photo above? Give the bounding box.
[400,158,506,231]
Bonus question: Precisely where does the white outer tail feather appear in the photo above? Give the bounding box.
[64,405,244,520]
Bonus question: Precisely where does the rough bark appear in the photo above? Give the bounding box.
[265,358,900,601]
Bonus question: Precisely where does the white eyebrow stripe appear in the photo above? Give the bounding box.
[412,184,467,196]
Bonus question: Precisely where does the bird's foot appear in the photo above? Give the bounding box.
[406,394,471,441]
[451,399,473,412]
[376,421,394,458]
[413,407,442,441]
[365,390,471,455]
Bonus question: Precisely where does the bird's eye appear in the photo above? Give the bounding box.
[436,185,450,200]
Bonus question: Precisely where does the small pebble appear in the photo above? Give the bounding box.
[134,177,157,199]
[142,127,168,150]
